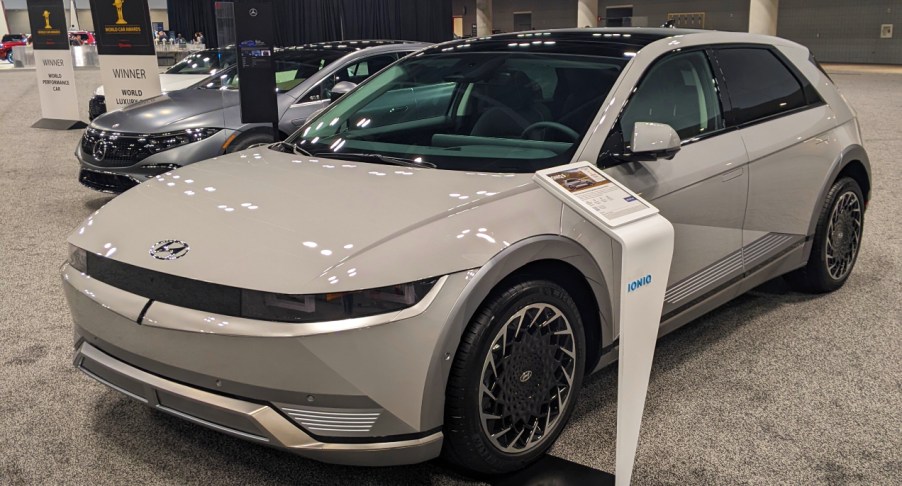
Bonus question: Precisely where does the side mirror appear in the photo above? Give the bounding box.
[329,81,357,101]
[630,122,681,160]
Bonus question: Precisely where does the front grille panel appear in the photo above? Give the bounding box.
[86,253,242,316]
[78,169,139,193]
[81,127,155,167]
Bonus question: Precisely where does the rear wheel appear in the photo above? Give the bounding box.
[787,177,864,293]
[442,280,585,475]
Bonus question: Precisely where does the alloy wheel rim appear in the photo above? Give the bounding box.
[478,302,577,454]
[825,190,862,280]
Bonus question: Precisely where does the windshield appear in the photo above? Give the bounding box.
[199,49,344,92]
[287,50,625,173]
[2,34,24,43]
[166,49,236,75]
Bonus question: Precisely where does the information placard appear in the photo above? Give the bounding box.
[535,162,658,227]
[27,0,85,129]
[89,0,161,111]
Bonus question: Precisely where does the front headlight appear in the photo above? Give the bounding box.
[240,278,439,323]
[68,244,87,273]
[146,128,220,154]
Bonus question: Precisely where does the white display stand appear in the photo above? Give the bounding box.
[32,49,85,129]
[534,162,674,486]
[98,54,162,111]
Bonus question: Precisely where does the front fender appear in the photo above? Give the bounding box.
[419,234,614,430]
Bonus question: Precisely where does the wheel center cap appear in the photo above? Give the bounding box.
[519,370,533,383]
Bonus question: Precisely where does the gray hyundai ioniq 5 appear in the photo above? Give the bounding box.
[64,28,869,474]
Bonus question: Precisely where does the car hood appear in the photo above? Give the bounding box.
[94,74,210,97]
[89,89,236,133]
[69,150,561,294]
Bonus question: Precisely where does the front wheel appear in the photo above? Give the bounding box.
[787,177,864,293]
[442,280,585,474]
[226,132,274,153]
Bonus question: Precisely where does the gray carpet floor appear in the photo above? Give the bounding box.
[0,66,899,485]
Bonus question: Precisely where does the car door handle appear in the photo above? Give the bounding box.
[722,167,744,182]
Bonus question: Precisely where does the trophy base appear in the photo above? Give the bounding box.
[32,118,88,130]
[492,455,615,486]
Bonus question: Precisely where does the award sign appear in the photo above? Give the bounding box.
[27,0,85,129]
[89,0,162,111]
[235,0,278,129]
[535,162,674,486]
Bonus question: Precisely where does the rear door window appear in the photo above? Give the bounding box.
[715,48,807,125]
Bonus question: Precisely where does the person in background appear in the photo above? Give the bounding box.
[197,32,205,45]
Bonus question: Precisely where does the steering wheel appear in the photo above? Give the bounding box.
[520,121,579,142]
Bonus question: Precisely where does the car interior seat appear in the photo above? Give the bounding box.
[555,68,621,133]
[469,70,551,139]
[620,59,703,141]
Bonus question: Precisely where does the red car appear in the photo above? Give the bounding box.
[68,31,96,46]
[1,34,28,62]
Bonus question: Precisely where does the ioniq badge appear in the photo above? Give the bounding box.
[150,240,190,260]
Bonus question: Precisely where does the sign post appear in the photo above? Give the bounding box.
[234,0,279,140]
[535,162,674,485]
[89,0,161,112]
[27,0,85,130]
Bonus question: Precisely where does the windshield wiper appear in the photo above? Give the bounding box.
[269,140,312,156]
[313,151,436,169]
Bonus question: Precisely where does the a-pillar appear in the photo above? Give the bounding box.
[749,0,779,36]
[476,0,493,37]
[577,0,598,28]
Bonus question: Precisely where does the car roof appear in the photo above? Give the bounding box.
[280,39,428,53]
[419,28,705,58]
[438,28,704,49]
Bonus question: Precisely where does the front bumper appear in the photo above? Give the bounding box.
[62,263,473,465]
[73,341,442,466]
[75,128,233,193]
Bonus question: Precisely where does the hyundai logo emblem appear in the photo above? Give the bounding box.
[519,370,533,383]
[92,140,107,162]
[249,8,258,17]
[150,240,190,260]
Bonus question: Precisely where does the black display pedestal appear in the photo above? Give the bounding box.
[31,118,88,130]
[491,455,615,486]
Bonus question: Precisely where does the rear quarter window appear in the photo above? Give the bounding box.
[716,47,809,125]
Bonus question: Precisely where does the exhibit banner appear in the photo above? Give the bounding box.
[535,162,675,486]
[234,0,278,127]
[27,0,85,129]
[89,0,161,111]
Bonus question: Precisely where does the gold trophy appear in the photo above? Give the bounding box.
[113,0,127,25]
[43,10,52,29]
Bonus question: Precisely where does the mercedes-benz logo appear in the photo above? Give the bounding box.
[150,240,190,260]
[519,370,533,383]
[249,8,258,17]
[92,140,107,162]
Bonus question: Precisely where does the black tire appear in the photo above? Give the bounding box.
[226,132,274,153]
[787,177,864,293]
[442,280,586,475]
